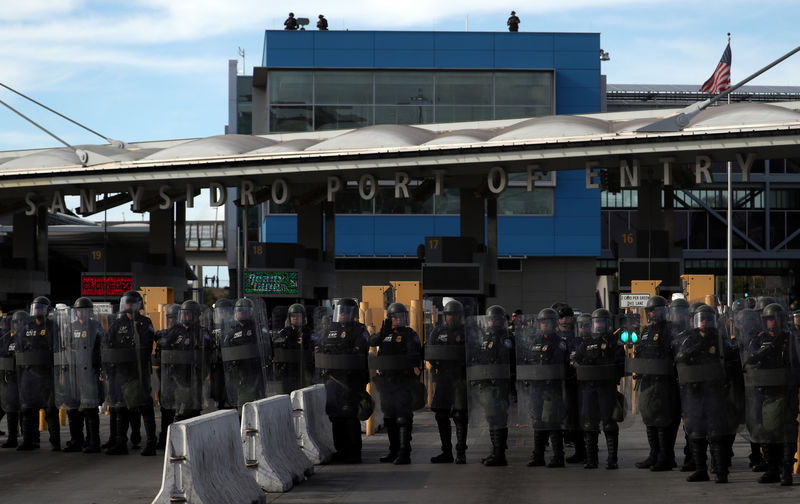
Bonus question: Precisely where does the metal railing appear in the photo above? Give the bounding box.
[185,220,225,251]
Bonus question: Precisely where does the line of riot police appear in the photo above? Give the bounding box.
[2,293,798,488]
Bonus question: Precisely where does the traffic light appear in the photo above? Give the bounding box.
[743,283,750,298]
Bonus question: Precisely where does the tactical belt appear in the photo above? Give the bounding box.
[576,364,619,382]
[368,353,420,371]
[744,368,795,387]
[14,350,51,367]
[516,363,565,381]
[272,348,302,364]
[466,364,511,381]
[101,348,138,364]
[220,344,258,362]
[315,353,366,370]
[625,357,674,376]
[161,350,196,365]
[424,345,465,361]
[676,362,725,384]
[0,356,14,371]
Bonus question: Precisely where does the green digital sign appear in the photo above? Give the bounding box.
[244,270,299,296]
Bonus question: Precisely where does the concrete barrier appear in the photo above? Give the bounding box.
[152,410,265,504]
[242,395,314,493]
[290,384,335,464]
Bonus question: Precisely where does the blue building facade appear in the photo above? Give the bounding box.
[252,30,602,260]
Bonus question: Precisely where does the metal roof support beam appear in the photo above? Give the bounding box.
[674,189,765,252]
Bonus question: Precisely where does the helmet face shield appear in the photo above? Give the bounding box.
[591,317,611,338]
[647,305,667,324]
[389,310,409,328]
[693,311,717,330]
[333,303,357,323]
[119,293,142,314]
[30,301,49,318]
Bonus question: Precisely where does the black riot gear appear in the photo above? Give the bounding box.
[426,300,468,464]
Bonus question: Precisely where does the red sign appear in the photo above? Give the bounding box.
[81,274,134,297]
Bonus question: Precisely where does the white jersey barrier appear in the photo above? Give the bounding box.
[242,395,314,493]
[290,384,335,464]
[152,410,265,504]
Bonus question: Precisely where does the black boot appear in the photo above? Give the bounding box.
[63,409,85,452]
[345,418,362,464]
[140,405,158,456]
[651,427,673,471]
[750,442,766,471]
[157,408,175,450]
[431,411,453,463]
[636,426,659,469]
[548,430,565,468]
[483,428,508,467]
[454,418,468,464]
[527,430,548,467]
[566,430,585,463]
[17,410,39,451]
[46,407,60,451]
[105,408,129,455]
[758,443,781,483]
[380,418,399,463]
[83,408,101,453]
[710,439,729,483]
[583,431,599,469]
[605,431,619,470]
[781,443,794,486]
[680,434,695,472]
[394,417,412,465]
[2,412,19,448]
[129,410,142,449]
[686,439,710,482]
[102,409,116,450]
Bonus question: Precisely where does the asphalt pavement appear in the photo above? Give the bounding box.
[0,410,797,504]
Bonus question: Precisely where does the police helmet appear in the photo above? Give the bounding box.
[180,300,201,326]
[761,303,786,331]
[287,303,307,328]
[646,295,668,323]
[333,298,359,323]
[486,305,506,327]
[692,304,717,329]
[591,308,613,335]
[30,296,51,318]
[443,300,464,326]
[755,296,778,312]
[234,297,255,321]
[73,297,93,309]
[387,302,409,327]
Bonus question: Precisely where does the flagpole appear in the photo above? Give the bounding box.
[727,33,733,309]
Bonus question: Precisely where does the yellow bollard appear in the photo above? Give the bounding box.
[39,409,46,431]
[59,405,67,426]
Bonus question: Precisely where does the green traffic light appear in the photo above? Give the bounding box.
[631,331,638,343]
[621,331,629,343]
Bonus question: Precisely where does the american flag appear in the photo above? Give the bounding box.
[700,43,732,94]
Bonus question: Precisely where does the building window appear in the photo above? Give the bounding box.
[264,69,554,132]
[497,187,554,215]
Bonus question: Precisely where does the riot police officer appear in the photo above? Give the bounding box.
[518,308,569,468]
[66,298,105,453]
[208,299,234,412]
[629,296,680,471]
[742,303,799,486]
[554,303,584,464]
[315,298,369,464]
[220,298,270,412]
[269,303,315,395]
[426,300,469,464]
[0,311,25,448]
[574,308,625,469]
[674,304,738,483]
[156,300,209,440]
[102,291,157,456]
[466,305,514,467]
[369,302,421,465]
[154,304,180,448]
[16,296,60,451]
